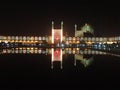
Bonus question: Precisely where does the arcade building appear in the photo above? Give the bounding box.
[0,21,120,69]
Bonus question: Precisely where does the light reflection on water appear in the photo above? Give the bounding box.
[0,48,119,69]
[0,48,107,55]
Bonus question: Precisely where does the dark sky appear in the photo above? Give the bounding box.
[0,1,120,36]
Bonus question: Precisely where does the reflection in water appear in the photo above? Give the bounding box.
[0,48,119,69]
[74,54,93,67]
[0,48,107,55]
[51,48,63,69]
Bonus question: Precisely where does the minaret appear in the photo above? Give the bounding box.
[51,48,54,69]
[60,48,63,69]
[61,21,63,29]
[52,21,54,44]
[61,21,63,42]
[51,21,54,69]
[52,21,54,29]
[75,24,77,37]
[74,58,76,66]
[61,21,63,69]
[75,24,77,31]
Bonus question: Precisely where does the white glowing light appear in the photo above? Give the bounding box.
[52,29,54,44]
[51,48,54,62]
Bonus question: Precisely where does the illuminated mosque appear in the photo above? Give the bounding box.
[0,21,120,69]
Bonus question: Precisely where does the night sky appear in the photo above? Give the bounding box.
[0,1,120,36]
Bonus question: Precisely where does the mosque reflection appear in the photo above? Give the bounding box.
[0,48,108,69]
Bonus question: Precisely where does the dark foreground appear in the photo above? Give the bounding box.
[0,53,120,89]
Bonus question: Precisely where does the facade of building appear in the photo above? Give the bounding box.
[0,21,120,69]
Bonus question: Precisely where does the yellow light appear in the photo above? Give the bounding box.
[52,29,54,44]
[87,41,92,44]
[4,40,8,43]
[77,41,79,43]
[19,48,22,50]
[73,50,75,54]
[77,48,79,50]
[66,41,69,45]
[61,28,63,42]
[107,42,113,44]
[27,48,30,50]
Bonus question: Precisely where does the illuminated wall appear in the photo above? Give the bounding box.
[52,21,63,44]
[52,48,62,61]
[53,29,62,44]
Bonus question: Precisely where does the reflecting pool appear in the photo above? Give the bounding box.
[0,48,120,88]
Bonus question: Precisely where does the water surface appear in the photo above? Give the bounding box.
[0,48,120,88]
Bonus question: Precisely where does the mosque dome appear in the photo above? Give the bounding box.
[81,23,94,34]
